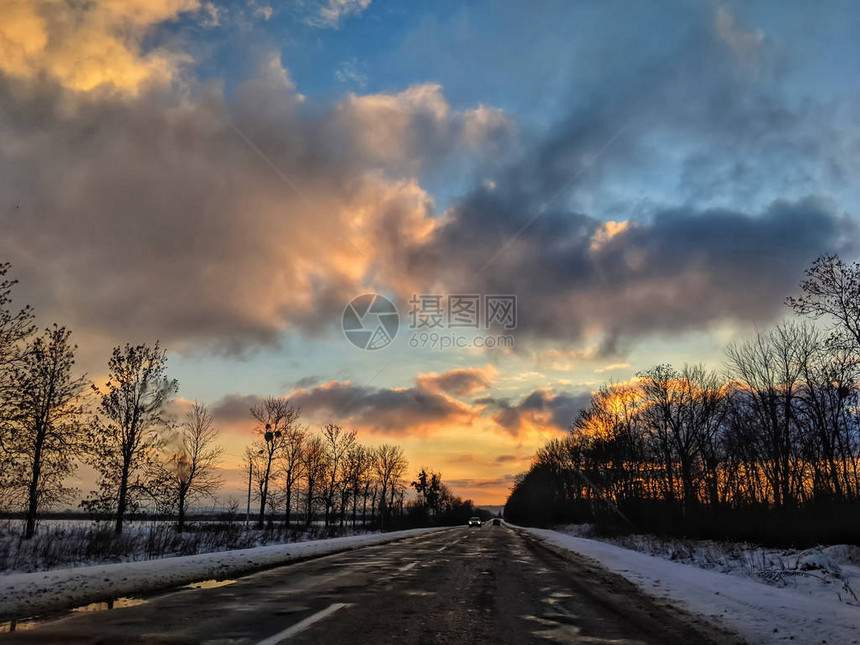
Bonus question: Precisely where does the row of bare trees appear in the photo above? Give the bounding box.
[506,255,860,539]
[0,312,224,536]
[0,264,424,539]
[0,267,209,536]
[243,397,410,531]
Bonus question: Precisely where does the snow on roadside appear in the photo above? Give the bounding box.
[516,525,860,645]
[554,524,860,605]
[0,527,449,622]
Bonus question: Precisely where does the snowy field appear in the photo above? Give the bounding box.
[0,527,450,622]
[516,524,860,645]
[0,519,375,574]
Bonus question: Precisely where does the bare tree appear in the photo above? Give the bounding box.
[249,397,300,528]
[6,326,87,538]
[156,402,224,532]
[0,263,35,488]
[280,424,306,528]
[320,423,356,528]
[788,254,860,352]
[0,263,34,383]
[302,434,327,530]
[374,444,407,529]
[83,342,178,534]
[683,365,729,510]
[345,443,371,527]
[725,321,818,508]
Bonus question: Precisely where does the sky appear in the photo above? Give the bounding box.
[1,0,859,504]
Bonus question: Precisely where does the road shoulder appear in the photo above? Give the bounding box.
[510,524,745,645]
[0,527,452,624]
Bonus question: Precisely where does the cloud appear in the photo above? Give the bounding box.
[714,7,765,71]
[335,58,368,88]
[399,5,858,352]
[1,1,857,371]
[480,388,593,437]
[532,346,605,371]
[447,476,515,489]
[412,193,854,353]
[211,394,264,424]
[208,366,519,438]
[332,84,514,173]
[0,0,204,94]
[445,475,517,502]
[308,0,371,29]
[415,367,493,397]
[0,56,512,360]
[595,363,630,374]
[292,375,323,390]
[283,379,480,436]
[494,454,530,464]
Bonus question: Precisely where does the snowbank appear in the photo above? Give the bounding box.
[516,525,860,645]
[0,527,449,621]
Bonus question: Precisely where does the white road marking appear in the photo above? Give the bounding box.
[398,561,418,572]
[255,603,351,645]
[439,536,465,552]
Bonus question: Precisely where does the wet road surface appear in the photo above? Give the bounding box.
[0,524,740,644]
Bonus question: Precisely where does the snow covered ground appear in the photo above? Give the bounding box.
[516,524,860,645]
[0,519,375,574]
[0,527,450,622]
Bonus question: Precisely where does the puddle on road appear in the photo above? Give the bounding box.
[72,597,149,613]
[0,578,241,633]
[184,579,237,590]
[0,596,147,633]
[0,619,37,633]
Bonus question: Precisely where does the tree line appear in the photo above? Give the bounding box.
[0,263,477,540]
[243,399,411,532]
[506,255,860,545]
[243,409,482,532]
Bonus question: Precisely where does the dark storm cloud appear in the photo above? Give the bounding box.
[421,196,854,350]
[212,366,590,438]
[479,389,593,435]
[207,378,482,436]
[211,394,264,423]
[288,380,478,435]
[403,5,858,349]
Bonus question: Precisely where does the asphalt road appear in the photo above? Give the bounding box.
[1,524,739,644]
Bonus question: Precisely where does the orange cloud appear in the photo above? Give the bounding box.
[0,0,204,93]
[333,84,514,173]
[595,362,631,373]
[415,366,495,397]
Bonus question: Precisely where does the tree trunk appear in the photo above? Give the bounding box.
[24,429,45,540]
[305,482,314,530]
[116,458,131,535]
[258,455,272,529]
[177,488,187,532]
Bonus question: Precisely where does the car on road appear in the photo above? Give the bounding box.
[468,517,482,527]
